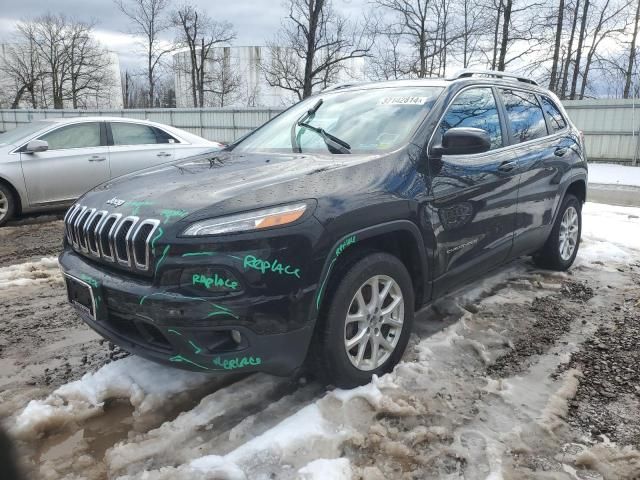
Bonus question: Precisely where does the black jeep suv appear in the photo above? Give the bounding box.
[60,70,587,387]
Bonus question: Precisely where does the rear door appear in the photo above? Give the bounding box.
[427,86,520,295]
[107,122,176,178]
[20,122,110,205]
[497,89,572,257]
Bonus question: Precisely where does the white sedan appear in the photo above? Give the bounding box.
[0,117,222,225]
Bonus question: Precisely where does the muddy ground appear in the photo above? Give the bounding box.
[0,208,639,479]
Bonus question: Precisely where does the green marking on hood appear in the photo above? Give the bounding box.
[160,209,188,224]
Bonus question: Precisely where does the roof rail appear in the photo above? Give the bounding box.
[321,81,369,92]
[447,69,539,86]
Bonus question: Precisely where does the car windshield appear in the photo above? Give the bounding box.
[234,86,444,155]
[0,120,55,147]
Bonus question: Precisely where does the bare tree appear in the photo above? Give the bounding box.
[0,24,44,108]
[263,0,374,100]
[115,0,173,107]
[172,4,236,107]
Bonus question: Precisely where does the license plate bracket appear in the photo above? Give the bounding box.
[64,274,97,320]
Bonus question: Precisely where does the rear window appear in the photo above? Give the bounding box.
[500,89,548,143]
[540,96,567,133]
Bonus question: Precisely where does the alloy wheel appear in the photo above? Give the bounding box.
[0,190,8,223]
[559,206,579,261]
[344,274,405,371]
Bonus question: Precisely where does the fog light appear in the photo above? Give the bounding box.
[231,329,242,344]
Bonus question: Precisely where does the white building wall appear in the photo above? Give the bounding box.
[173,45,366,108]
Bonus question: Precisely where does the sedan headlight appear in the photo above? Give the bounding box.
[182,203,308,236]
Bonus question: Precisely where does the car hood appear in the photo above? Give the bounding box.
[78,150,382,226]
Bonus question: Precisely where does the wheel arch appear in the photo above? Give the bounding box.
[312,220,429,321]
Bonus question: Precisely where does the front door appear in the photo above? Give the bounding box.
[21,122,110,206]
[426,86,520,296]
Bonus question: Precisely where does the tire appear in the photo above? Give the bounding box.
[0,183,16,227]
[311,252,414,388]
[533,194,582,271]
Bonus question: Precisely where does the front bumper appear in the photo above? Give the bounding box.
[59,249,316,375]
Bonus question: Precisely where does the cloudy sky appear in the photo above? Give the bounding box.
[0,0,365,71]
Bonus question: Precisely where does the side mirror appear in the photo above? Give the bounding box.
[431,127,491,157]
[25,139,49,153]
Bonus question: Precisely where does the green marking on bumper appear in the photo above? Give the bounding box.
[154,245,170,275]
[182,252,216,257]
[169,355,209,370]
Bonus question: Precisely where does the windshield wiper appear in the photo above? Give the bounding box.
[290,99,351,154]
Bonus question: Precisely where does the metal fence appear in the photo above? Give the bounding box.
[1,100,639,165]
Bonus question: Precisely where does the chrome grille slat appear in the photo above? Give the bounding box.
[65,204,160,273]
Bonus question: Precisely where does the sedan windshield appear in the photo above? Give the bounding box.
[234,86,444,155]
[0,121,53,147]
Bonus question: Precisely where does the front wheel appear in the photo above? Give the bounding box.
[0,183,16,227]
[533,194,582,270]
[312,252,414,388]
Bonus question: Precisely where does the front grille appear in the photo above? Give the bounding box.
[64,204,160,273]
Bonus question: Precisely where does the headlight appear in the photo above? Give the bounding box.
[182,203,308,236]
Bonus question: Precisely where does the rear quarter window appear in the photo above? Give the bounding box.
[540,96,567,133]
[500,89,548,143]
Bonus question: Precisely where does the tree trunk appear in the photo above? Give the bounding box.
[549,0,565,92]
[303,0,322,98]
[491,0,503,70]
[497,0,512,71]
[623,0,640,98]
[569,0,589,99]
[11,85,28,109]
[560,0,581,99]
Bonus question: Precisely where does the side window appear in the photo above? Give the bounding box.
[38,123,101,150]
[438,88,503,150]
[500,89,548,143]
[540,96,567,133]
[153,127,179,144]
[111,123,159,146]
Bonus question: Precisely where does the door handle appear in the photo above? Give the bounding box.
[498,160,516,172]
[88,156,106,162]
[156,152,172,158]
[554,147,568,157]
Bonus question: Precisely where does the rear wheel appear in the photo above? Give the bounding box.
[533,194,581,270]
[0,183,16,227]
[312,252,414,388]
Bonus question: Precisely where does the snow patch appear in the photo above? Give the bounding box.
[0,256,60,287]
[588,163,640,187]
[12,356,212,440]
[298,458,351,479]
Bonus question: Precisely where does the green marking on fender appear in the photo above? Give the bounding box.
[155,245,170,274]
[189,340,203,354]
[213,356,261,370]
[169,355,208,370]
[167,329,182,336]
[151,227,164,255]
[160,209,188,224]
[182,252,216,257]
[335,235,357,257]
[316,257,336,310]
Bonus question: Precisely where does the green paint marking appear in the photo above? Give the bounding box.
[138,292,239,320]
[192,273,238,291]
[213,356,262,370]
[189,340,203,354]
[129,200,153,216]
[160,209,188,224]
[155,245,170,275]
[227,255,243,261]
[169,355,209,370]
[151,227,164,255]
[182,252,216,257]
[167,329,182,336]
[242,255,301,278]
[316,257,336,310]
[335,235,357,257]
[79,274,99,289]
